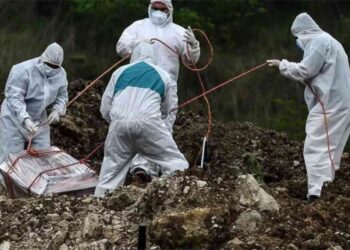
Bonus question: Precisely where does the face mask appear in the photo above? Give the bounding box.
[150,10,168,25]
[43,63,60,77]
[296,38,304,52]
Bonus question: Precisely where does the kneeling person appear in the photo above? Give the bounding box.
[95,42,189,197]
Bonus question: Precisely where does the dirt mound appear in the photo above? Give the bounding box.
[1,80,350,249]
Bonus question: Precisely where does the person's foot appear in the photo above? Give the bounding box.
[131,168,152,187]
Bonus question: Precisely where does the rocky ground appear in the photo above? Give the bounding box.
[0,80,349,249]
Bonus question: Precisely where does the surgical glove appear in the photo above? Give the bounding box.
[24,118,38,134]
[266,59,281,68]
[47,110,60,125]
[183,26,198,46]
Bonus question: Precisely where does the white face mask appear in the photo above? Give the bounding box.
[43,63,60,77]
[150,10,168,25]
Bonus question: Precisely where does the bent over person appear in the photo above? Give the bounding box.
[267,13,350,201]
[95,42,189,197]
[0,42,68,163]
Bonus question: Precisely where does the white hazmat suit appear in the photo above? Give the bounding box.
[274,13,350,197]
[116,0,200,177]
[0,43,68,162]
[94,42,189,197]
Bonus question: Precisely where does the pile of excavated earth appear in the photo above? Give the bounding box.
[0,80,349,250]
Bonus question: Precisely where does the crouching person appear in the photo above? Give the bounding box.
[94,42,188,197]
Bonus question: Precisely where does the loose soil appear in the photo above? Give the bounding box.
[0,80,349,249]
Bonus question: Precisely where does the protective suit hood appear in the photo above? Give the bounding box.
[130,42,156,64]
[148,0,173,26]
[41,42,64,66]
[291,13,323,50]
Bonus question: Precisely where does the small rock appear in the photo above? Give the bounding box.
[46,231,66,250]
[327,246,343,250]
[59,244,69,250]
[0,241,10,250]
[183,186,190,194]
[46,213,60,222]
[79,239,108,250]
[235,210,262,232]
[236,174,280,212]
[287,243,299,250]
[62,212,74,221]
[82,197,92,204]
[83,213,102,239]
[217,177,223,185]
[150,246,161,250]
[302,238,320,248]
[293,160,300,167]
[232,237,242,245]
[106,191,137,211]
[196,180,207,188]
[276,187,288,193]
[58,220,70,233]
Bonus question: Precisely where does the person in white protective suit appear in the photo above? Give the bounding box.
[0,42,68,163]
[116,0,200,179]
[267,13,350,201]
[94,42,189,197]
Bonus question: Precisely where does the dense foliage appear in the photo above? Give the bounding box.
[0,0,349,142]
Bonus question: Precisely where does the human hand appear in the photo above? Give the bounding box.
[24,118,38,133]
[47,110,60,125]
[266,59,281,68]
[183,26,198,46]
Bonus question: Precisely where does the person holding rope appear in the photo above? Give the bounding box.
[0,43,68,163]
[267,13,350,202]
[116,0,200,180]
[95,42,188,197]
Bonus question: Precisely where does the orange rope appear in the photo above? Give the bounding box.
[67,55,130,108]
[151,28,214,138]
[174,62,267,111]
[306,82,336,178]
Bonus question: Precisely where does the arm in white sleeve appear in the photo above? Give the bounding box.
[100,68,124,123]
[279,47,325,82]
[5,67,30,124]
[100,78,115,123]
[160,75,177,133]
[52,77,68,116]
[116,22,141,57]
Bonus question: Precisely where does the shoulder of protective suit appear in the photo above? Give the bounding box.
[131,18,150,27]
[170,22,186,32]
[11,58,38,73]
[149,62,172,85]
[309,33,332,53]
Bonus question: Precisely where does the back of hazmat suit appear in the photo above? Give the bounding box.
[116,0,200,177]
[0,43,68,163]
[94,42,189,197]
[278,13,350,197]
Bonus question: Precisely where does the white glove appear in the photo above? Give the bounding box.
[266,59,281,68]
[47,110,60,125]
[24,118,38,134]
[183,26,198,46]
